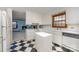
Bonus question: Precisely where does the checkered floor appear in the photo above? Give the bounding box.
[10,40,73,52]
[52,42,73,52]
[10,40,37,52]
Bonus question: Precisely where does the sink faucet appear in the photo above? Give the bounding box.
[57,28,61,30]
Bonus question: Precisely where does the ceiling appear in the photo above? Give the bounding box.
[0,7,65,14]
[25,7,63,14]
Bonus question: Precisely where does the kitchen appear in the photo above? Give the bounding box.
[0,7,79,52]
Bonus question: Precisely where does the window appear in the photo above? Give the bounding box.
[52,12,67,28]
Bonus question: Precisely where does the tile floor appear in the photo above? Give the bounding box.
[10,40,37,52]
[52,42,73,52]
[10,40,73,52]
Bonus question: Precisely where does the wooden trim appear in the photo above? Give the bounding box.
[52,24,67,28]
[52,11,67,28]
[52,12,66,17]
[54,20,65,22]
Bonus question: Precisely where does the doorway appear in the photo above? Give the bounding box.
[12,10,26,41]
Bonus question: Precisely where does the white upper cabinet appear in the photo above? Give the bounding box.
[66,8,79,24]
[26,10,42,24]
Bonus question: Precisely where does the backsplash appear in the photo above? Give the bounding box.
[51,24,79,31]
[67,24,79,30]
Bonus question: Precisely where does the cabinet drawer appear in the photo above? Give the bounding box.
[63,36,79,51]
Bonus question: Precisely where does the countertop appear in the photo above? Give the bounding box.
[53,29,79,35]
[35,32,52,37]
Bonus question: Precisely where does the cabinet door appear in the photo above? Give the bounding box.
[53,31,62,45]
[63,36,79,51]
[26,29,34,40]
[52,32,58,43]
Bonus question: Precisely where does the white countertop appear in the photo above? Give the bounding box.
[35,32,52,37]
[53,29,79,35]
[63,30,79,35]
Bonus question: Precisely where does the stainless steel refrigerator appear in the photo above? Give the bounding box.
[0,9,12,52]
[0,10,2,52]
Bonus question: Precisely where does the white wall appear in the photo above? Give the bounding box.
[42,8,67,25]
[42,7,79,33]
[66,8,79,24]
[41,14,53,33]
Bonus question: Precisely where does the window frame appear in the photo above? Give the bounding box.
[52,12,67,28]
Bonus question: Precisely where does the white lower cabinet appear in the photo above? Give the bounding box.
[26,29,35,41]
[63,36,79,51]
[53,31,63,46]
[35,32,52,52]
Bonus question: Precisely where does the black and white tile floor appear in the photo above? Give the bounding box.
[10,40,73,52]
[52,42,73,52]
[10,40,37,52]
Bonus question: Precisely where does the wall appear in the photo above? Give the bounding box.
[41,14,53,33]
[66,8,79,24]
[42,7,79,33]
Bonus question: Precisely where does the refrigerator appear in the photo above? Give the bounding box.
[0,10,2,52]
[0,9,12,52]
